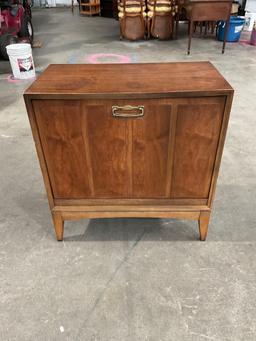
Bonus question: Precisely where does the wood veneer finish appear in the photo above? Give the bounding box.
[24,62,233,241]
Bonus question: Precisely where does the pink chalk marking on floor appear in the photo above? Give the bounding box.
[86,53,131,64]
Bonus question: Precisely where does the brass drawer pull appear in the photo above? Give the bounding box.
[112,105,144,118]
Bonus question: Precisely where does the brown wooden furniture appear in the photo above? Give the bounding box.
[183,0,233,54]
[147,0,177,39]
[118,0,146,40]
[80,0,101,15]
[24,62,233,241]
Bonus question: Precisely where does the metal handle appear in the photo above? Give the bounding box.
[112,105,144,118]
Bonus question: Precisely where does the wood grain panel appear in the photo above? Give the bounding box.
[33,100,92,198]
[171,97,225,198]
[132,105,172,197]
[85,104,129,197]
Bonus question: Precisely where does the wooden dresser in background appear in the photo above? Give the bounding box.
[24,63,233,241]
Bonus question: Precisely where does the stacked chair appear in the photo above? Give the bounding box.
[118,0,178,40]
[79,0,101,16]
[147,0,177,39]
[118,0,147,40]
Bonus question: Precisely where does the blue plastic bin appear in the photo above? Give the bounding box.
[217,16,245,42]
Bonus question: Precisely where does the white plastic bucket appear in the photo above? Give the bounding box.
[244,12,256,31]
[6,43,35,80]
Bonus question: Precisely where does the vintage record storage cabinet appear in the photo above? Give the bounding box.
[24,62,233,241]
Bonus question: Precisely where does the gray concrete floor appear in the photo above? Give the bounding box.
[0,8,256,340]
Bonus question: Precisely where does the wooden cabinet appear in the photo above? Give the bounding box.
[24,63,233,241]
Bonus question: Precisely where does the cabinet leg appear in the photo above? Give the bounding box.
[52,212,64,241]
[198,211,210,241]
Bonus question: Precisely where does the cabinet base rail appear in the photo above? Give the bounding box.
[52,207,211,242]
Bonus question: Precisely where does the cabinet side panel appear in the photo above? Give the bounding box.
[86,104,129,197]
[171,97,225,198]
[33,100,92,198]
[24,97,55,209]
[132,105,172,198]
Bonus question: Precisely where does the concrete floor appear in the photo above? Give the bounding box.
[0,8,256,340]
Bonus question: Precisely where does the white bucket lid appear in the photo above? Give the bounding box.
[6,43,32,55]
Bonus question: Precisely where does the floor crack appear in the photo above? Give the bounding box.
[75,228,146,338]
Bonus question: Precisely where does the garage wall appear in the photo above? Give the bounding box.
[33,0,77,7]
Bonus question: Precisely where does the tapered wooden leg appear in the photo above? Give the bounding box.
[187,20,193,55]
[175,12,179,39]
[222,16,230,54]
[198,211,210,241]
[52,212,64,241]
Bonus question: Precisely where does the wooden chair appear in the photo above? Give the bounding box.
[118,0,147,40]
[80,0,101,15]
[147,0,177,39]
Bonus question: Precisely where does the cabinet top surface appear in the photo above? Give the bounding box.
[25,62,233,98]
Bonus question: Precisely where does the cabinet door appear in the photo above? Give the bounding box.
[170,97,225,199]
